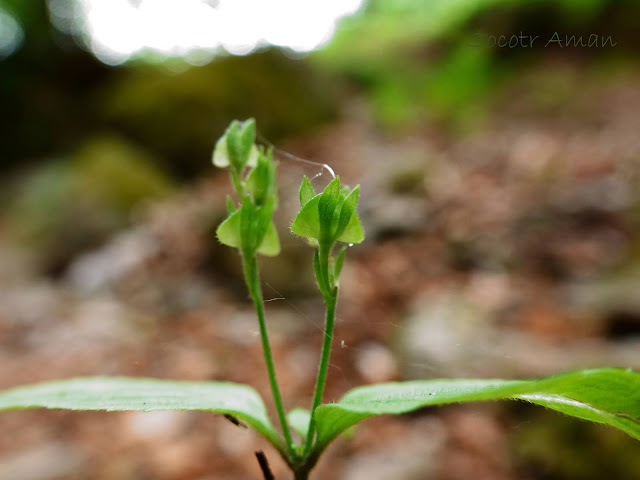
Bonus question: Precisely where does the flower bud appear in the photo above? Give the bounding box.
[212,119,258,170]
[291,176,364,247]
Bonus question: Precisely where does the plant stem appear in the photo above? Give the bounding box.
[294,467,310,480]
[303,244,338,456]
[243,254,295,459]
[230,168,245,197]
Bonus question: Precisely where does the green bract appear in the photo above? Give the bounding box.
[216,196,280,257]
[291,176,364,247]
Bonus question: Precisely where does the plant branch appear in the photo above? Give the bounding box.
[303,244,338,456]
[243,255,295,460]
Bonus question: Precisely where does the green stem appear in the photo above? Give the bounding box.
[304,244,338,456]
[318,242,331,293]
[230,168,245,197]
[294,467,311,480]
[242,255,295,460]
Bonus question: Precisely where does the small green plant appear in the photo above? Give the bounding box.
[1,119,639,479]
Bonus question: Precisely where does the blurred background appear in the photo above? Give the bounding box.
[1,0,640,479]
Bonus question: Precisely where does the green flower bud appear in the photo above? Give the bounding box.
[212,119,258,171]
[291,176,364,247]
[245,148,277,207]
[215,119,280,257]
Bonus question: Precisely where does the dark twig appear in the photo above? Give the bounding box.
[223,414,247,428]
[255,450,275,480]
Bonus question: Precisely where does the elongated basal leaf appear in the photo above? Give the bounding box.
[0,377,283,452]
[312,368,640,455]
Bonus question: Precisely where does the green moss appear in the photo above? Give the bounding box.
[74,135,174,214]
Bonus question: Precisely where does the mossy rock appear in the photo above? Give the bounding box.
[3,135,174,274]
[74,135,174,214]
[101,49,338,177]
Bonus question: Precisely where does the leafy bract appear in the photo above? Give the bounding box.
[216,210,242,248]
[291,195,322,240]
[259,221,281,256]
[332,246,347,285]
[317,177,342,238]
[0,377,283,453]
[216,202,280,256]
[245,148,277,207]
[299,176,316,207]
[336,207,364,244]
[312,368,640,454]
[334,186,359,240]
[291,176,364,246]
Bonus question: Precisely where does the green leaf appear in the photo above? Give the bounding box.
[334,185,360,241]
[312,247,329,298]
[0,377,283,453]
[312,368,640,455]
[291,194,321,240]
[288,407,311,442]
[218,188,276,257]
[317,177,341,240]
[216,209,241,249]
[254,198,276,251]
[336,211,364,244]
[226,195,237,215]
[299,176,316,207]
[239,198,259,254]
[212,135,231,168]
[245,148,276,206]
[332,246,347,285]
[257,221,280,256]
[225,121,243,170]
[237,197,275,256]
[238,118,256,164]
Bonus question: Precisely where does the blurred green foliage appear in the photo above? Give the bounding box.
[315,0,640,128]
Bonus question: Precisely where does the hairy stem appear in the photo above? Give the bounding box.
[304,244,338,456]
[243,255,295,459]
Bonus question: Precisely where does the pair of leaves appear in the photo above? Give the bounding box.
[1,368,638,463]
[291,176,364,246]
[217,197,280,256]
